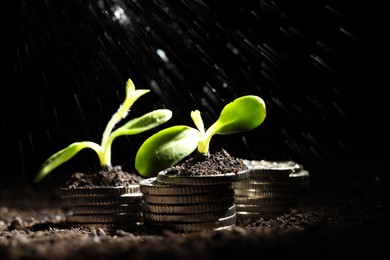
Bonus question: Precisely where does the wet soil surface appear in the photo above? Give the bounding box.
[64,165,144,189]
[1,156,390,259]
[165,149,247,176]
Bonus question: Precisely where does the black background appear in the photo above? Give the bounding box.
[1,0,388,192]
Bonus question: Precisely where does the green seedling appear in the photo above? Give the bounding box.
[34,78,172,182]
[135,95,266,177]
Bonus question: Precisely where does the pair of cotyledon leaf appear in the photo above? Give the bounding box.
[35,78,266,182]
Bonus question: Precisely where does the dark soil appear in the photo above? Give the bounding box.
[65,149,244,189]
[64,165,144,189]
[1,153,390,259]
[165,149,247,176]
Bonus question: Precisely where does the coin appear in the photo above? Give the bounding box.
[69,204,143,214]
[144,213,237,233]
[233,179,308,191]
[143,205,236,223]
[63,193,143,206]
[245,160,305,179]
[140,177,230,195]
[60,185,141,197]
[67,212,143,223]
[143,198,235,214]
[140,167,248,231]
[244,159,303,173]
[234,188,303,198]
[235,211,286,219]
[143,188,234,204]
[234,196,296,206]
[289,170,310,180]
[156,168,250,185]
[69,222,142,229]
[234,203,293,212]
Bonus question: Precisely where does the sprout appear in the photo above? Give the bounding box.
[135,95,266,177]
[34,78,172,182]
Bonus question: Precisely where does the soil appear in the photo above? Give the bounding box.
[1,152,390,259]
[165,149,247,176]
[64,149,244,189]
[64,165,144,189]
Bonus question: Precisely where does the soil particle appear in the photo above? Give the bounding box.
[64,165,144,188]
[64,149,245,189]
[1,158,390,259]
[165,149,247,176]
[1,194,390,260]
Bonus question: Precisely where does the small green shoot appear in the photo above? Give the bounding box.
[135,95,266,177]
[35,78,172,182]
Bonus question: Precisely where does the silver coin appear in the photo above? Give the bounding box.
[290,170,310,179]
[244,160,303,172]
[234,188,302,198]
[144,214,236,232]
[236,211,286,219]
[234,196,296,205]
[140,177,231,195]
[70,222,143,228]
[143,205,236,223]
[233,179,309,191]
[234,203,293,212]
[60,185,141,197]
[238,169,310,188]
[62,193,143,206]
[143,198,235,214]
[143,188,235,204]
[247,173,310,183]
[244,160,305,179]
[69,204,143,214]
[156,168,250,185]
[67,212,143,223]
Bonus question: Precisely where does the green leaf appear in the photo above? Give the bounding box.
[135,126,199,177]
[190,110,205,133]
[124,78,150,108]
[34,142,103,182]
[110,109,172,138]
[100,79,150,157]
[206,95,266,136]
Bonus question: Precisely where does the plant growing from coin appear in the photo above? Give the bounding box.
[135,95,266,177]
[35,78,172,182]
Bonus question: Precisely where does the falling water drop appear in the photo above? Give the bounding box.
[1,0,387,191]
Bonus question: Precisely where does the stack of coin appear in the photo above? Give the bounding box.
[140,169,249,233]
[234,160,310,220]
[60,185,143,228]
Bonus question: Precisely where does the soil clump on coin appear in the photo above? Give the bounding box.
[64,149,242,188]
[64,165,144,188]
[164,149,247,176]
[1,157,390,259]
